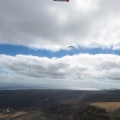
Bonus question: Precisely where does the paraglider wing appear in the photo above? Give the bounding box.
[59,63,63,68]
[54,0,69,2]
[68,46,76,49]
[68,46,77,55]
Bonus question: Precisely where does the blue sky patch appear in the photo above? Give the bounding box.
[0,44,120,57]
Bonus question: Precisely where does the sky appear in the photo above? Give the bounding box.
[0,0,120,90]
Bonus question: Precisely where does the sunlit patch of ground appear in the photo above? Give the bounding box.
[11,111,47,120]
[0,111,27,120]
[91,102,120,112]
[0,111,48,120]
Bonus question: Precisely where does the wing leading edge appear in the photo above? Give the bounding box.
[54,0,69,2]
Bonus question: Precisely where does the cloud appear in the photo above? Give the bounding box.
[0,0,120,50]
[0,54,120,81]
[1,53,120,89]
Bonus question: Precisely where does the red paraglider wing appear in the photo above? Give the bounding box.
[53,0,69,1]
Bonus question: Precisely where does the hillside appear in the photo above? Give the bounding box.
[91,102,120,120]
[91,102,120,112]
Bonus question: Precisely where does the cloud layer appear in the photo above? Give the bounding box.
[0,54,120,81]
[0,0,120,50]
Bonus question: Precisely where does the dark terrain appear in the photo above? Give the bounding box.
[0,89,120,120]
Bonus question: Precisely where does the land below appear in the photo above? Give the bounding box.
[0,89,120,120]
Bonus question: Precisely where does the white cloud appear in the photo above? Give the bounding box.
[0,54,120,80]
[0,0,120,50]
[0,53,120,88]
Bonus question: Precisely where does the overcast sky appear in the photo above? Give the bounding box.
[0,0,120,90]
